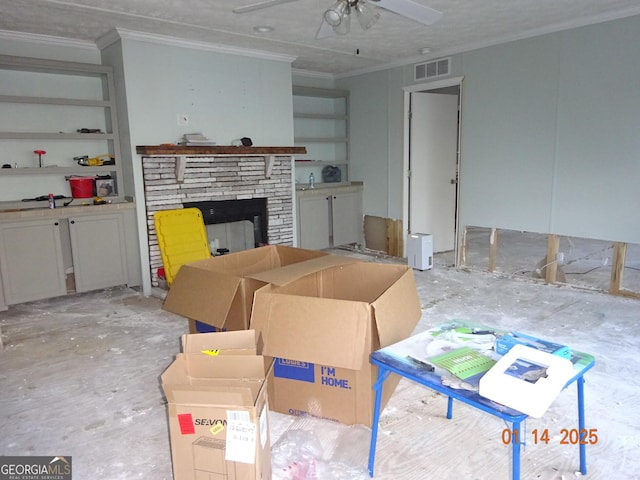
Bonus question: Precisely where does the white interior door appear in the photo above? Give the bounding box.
[409,91,459,252]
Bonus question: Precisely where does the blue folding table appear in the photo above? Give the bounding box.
[367,327,595,479]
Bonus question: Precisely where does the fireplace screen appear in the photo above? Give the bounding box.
[184,198,268,253]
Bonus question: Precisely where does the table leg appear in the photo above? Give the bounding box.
[577,376,587,475]
[447,396,453,419]
[368,367,391,477]
[512,419,521,480]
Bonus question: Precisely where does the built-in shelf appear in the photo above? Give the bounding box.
[0,54,124,201]
[294,113,348,120]
[294,137,348,143]
[0,94,111,107]
[292,85,350,185]
[0,166,117,176]
[0,132,115,140]
[295,160,348,166]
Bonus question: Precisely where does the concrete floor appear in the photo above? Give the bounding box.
[1,250,639,479]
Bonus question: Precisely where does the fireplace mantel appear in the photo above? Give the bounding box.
[136,145,306,156]
[137,145,306,181]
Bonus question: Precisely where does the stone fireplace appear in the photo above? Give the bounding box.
[137,145,305,287]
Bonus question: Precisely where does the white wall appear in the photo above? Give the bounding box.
[341,14,640,244]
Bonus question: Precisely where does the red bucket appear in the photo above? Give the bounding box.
[67,176,95,198]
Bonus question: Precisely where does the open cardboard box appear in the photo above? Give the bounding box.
[162,331,270,480]
[250,261,422,426]
[162,245,337,332]
[180,329,261,356]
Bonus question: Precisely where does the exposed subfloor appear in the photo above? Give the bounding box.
[1,250,638,479]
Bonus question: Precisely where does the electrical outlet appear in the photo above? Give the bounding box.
[177,113,189,126]
[556,252,565,265]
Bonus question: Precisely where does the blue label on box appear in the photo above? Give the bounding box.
[195,321,226,333]
[273,358,315,383]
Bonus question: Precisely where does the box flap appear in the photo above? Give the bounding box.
[247,254,360,286]
[162,263,241,327]
[163,383,261,407]
[162,354,266,384]
[209,245,327,277]
[372,267,422,347]
[183,353,266,380]
[251,293,370,370]
[181,330,258,354]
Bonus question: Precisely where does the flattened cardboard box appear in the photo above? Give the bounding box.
[250,261,422,426]
[162,353,270,480]
[162,245,342,333]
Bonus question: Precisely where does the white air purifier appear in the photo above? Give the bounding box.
[407,233,433,271]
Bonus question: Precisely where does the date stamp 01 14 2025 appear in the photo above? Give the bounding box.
[501,428,599,445]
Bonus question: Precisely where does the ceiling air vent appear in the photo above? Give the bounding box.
[414,57,450,81]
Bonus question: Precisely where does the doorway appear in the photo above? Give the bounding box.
[403,77,463,258]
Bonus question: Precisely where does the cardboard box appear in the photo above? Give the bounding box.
[162,245,336,332]
[250,261,422,426]
[180,330,260,357]
[162,334,271,480]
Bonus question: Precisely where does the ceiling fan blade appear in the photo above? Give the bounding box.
[315,19,337,39]
[232,0,300,14]
[374,0,443,25]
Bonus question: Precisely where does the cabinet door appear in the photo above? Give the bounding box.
[331,191,363,247]
[298,194,331,250]
[0,219,67,304]
[69,213,128,293]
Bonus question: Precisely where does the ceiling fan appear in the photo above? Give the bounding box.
[233,0,443,39]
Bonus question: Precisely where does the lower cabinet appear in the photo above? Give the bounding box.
[69,214,128,293]
[297,186,363,250]
[0,218,67,305]
[0,208,134,308]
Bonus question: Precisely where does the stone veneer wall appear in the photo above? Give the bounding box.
[141,155,294,286]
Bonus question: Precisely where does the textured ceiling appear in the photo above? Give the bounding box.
[2,0,640,76]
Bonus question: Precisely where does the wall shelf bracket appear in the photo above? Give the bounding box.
[265,155,275,179]
[175,156,187,183]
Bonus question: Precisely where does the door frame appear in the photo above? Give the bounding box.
[402,76,464,262]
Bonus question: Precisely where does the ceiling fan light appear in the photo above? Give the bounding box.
[324,0,348,27]
[333,6,351,35]
[355,0,380,30]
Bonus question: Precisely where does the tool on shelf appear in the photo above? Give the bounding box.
[76,128,103,133]
[74,154,115,166]
[34,149,46,168]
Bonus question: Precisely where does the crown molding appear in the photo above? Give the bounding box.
[97,28,297,64]
[291,68,335,81]
[0,29,97,51]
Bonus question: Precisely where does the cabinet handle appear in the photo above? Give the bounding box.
[70,220,75,224]
[54,222,59,226]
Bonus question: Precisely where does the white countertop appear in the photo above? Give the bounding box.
[295,181,363,195]
[0,199,135,220]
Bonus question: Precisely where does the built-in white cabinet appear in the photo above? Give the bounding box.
[298,193,331,250]
[0,218,67,304]
[0,206,139,310]
[293,86,350,188]
[0,55,124,202]
[296,185,363,250]
[68,213,128,292]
